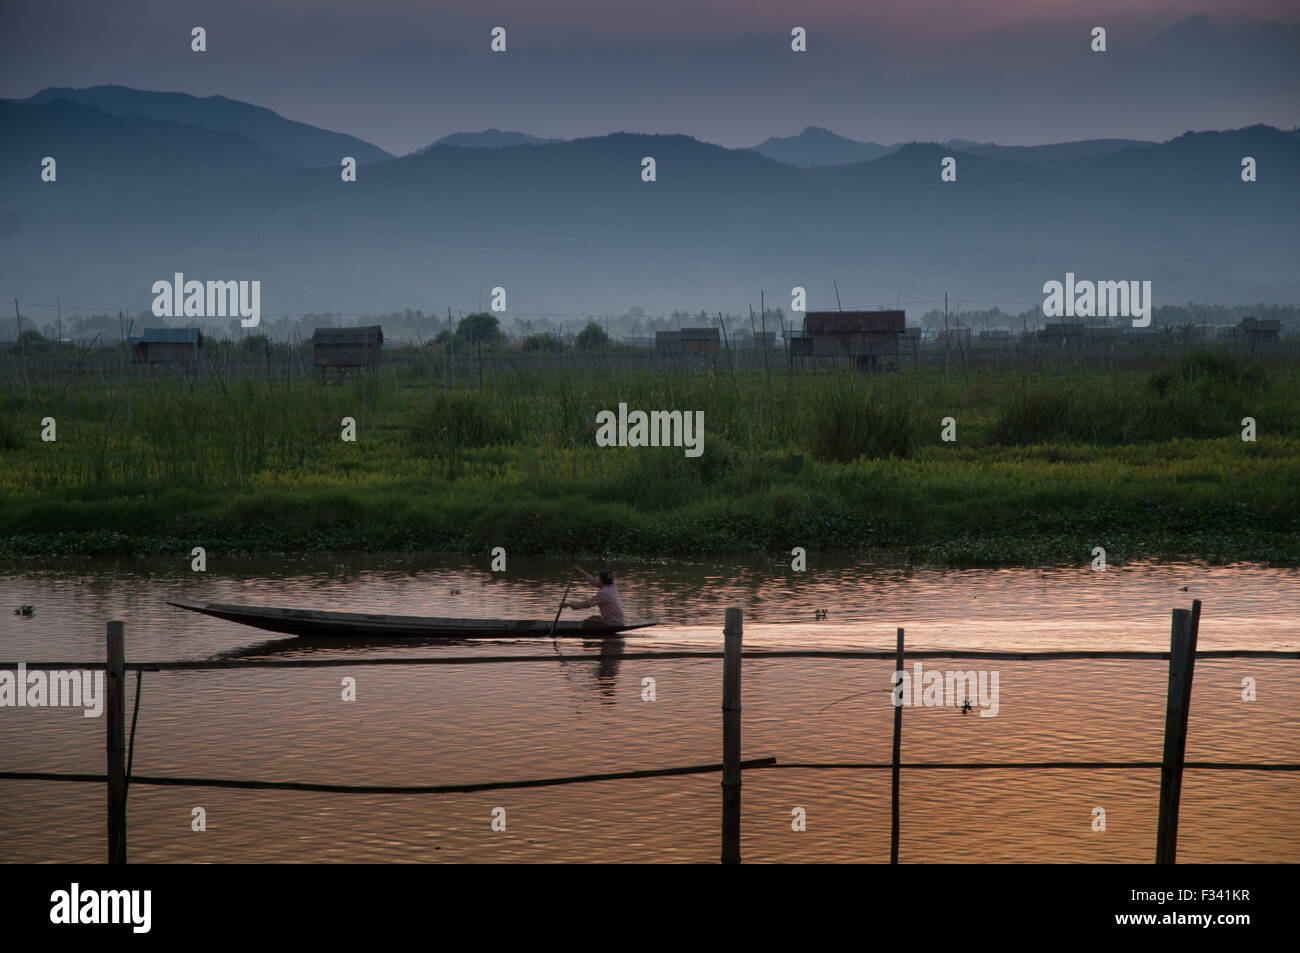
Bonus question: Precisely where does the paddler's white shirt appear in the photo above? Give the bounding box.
[571,583,625,625]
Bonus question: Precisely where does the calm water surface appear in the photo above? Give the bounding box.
[2,555,1297,863]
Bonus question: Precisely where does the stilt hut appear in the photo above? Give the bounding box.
[312,325,383,377]
[805,311,904,371]
[130,328,203,365]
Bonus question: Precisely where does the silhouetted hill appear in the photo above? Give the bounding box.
[0,98,300,205]
[418,130,564,152]
[754,128,1158,168]
[1,103,1295,316]
[953,139,1156,163]
[751,127,894,167]
[25,85,393,166]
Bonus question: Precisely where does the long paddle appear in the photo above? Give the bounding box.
[549,577,574,640]
[548,573,581,693]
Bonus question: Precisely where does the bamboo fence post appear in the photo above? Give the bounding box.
[722,607,742,864]
[1156,602,1200,864]
[891,626,905,863]
[107,621,127,864]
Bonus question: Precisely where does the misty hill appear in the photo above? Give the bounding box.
[754,126,1158,168]
[0,105,1295,318]
[751,126,894,167]
[24,85,393,167]
[0,98,300,205]
[947,139,1156,163]
[418,130,565,152]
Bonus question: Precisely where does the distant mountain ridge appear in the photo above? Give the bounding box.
[0,90,1294,316]
[752,126,1157,168]
[416,129,564,152]
[23,85,393,167]
[0,97,300,198]
[13,86,1165,170]
[751,126,895,166]
[949,139,1156,163]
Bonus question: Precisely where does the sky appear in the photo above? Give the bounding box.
[2,1,1298,154]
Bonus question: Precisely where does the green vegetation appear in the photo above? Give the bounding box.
[575,321,612,350]
[432,311,504,352]
[1,349,1296,565]
[453,312,503,346]
[522,332,563,352]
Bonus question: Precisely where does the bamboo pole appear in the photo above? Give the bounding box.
[890,626,905,863]
[14,298,32,402]
[264,334,274,409]
[721,607,742,864]
[1156,601,1200,864]
[748,305,764,440]
[107,621,126,864]
[118,312,132,432]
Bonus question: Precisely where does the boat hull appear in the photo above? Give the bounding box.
[168,599,657,639]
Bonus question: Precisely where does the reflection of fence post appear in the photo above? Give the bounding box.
[721,607,742,864]
[1156,601,1200,864]
[107,621,126,864]
[891,626,905,864]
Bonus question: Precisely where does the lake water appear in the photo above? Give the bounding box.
[2,555,1297,863]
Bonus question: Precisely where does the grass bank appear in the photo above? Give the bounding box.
[1,350,1296,565]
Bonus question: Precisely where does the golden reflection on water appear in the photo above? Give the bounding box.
[2,557,1297,862]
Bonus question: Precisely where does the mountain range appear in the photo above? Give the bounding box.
[22,86,393,167]
[749,127,1157,168]
[421,130,565,151]
[1,87,1296,318]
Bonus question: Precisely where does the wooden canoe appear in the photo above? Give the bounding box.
[168,599,658,639]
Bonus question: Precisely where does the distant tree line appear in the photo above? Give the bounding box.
[6,301,1297,346]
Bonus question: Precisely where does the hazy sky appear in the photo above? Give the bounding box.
[2,1,1297,154]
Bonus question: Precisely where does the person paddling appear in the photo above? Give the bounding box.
[566,563,625,626]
